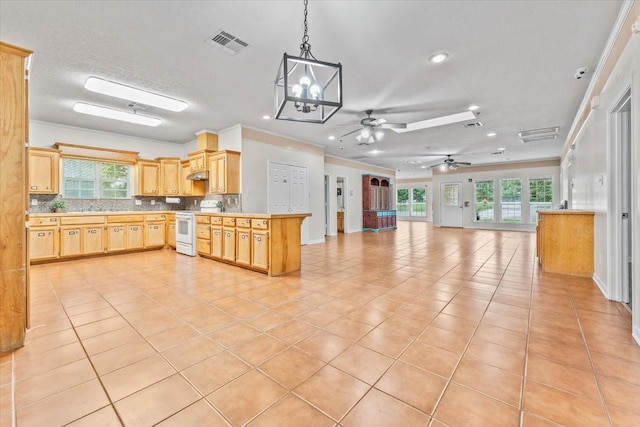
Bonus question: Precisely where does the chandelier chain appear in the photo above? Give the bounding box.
[300,0,315,59]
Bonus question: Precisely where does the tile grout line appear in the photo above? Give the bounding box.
[518,237,537,427]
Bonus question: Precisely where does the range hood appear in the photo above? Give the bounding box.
[186,171,209,181]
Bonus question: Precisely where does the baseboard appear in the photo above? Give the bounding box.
[592,272,609,299]
[633,325,640,346]
[305,238,325,245]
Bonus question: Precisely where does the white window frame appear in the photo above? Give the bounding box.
[62,158,132,200]
[528,176,554,224]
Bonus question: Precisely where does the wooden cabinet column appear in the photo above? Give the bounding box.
[0,42,32,351]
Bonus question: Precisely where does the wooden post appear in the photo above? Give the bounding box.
[0,42,31,351]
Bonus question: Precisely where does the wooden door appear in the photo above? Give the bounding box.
[251,230,269,271]
[211,226,223,258]
[167,222,176,248]
[216,156,226,193]
[236,229,251,266]
[127,224,144,249]
[29,149,58,194]
[161,159,180,195]
[138,161,160,195]
[107,225,126,252]
[29,227,58,260]
[208,154,220,194]
[83,226,104,255]
[60,226,82,257]
[222,227,236,261]
[145,222,165,247]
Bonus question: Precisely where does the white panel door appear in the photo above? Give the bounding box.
[290,165,307,213]
[440,182,463,227]
[268,162,289,214]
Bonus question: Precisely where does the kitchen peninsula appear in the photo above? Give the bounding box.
[28,211,310,276]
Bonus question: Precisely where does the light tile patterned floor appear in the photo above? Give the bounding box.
[1,222,638,426]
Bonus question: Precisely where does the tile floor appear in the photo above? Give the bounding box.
[1,222,639,426]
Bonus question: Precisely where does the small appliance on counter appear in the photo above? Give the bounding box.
[200,199,222,213]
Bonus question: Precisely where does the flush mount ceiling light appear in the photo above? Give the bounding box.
[262,115,271,120]
[73,102,161,127]
[84,77,188,112]
[274,0,342,123]
[487,132,497,137]
[466,104,480,111]
[428,52,449,63]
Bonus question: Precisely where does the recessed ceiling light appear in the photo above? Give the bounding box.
[421,165,427,169]
[498,147,506,151]
[429,52,449,63]
[73,102,161,127]
[84,77,187,112]
[328,135,335,140]
[487,132,497,137]
[370,149,381,155]
[466,104,480,111]
[262,115,271,120]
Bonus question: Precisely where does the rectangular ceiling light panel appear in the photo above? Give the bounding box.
[84,77,188,112]
[73,102,161,127]
[392,111,477,133]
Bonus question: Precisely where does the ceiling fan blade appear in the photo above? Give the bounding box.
[429,162,446,168]
[456,162,472,165]
[340,128,363,138]
[369,118,387,126]
[379,123,407,129]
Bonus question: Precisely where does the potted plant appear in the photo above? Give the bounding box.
[50,199,66,213]
[215,200,224,212]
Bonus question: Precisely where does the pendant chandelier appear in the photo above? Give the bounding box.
[274,0,342,123]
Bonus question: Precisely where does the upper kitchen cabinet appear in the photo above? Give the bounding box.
[28,147,60,194]
[180,160,205,196]
[137,159,160,196]
[209,150,240,194]
[158,157,180,196]
[188,149,213,172]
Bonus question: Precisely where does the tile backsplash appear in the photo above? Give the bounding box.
[29,194,242,214]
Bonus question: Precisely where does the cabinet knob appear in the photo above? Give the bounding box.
[256,236,262,242]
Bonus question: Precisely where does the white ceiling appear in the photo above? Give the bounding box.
[0,1,623,178]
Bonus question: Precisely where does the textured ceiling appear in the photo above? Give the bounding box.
[0,0,623,178]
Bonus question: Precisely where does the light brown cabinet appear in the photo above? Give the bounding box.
[180,160,205,196]
[211,225,223,258]
[537,210,594,277]
[167,220,176,248]
[59,226,82,257]
[337,211,344,233]
[29,226,58,261]
[145,222,166,247]
[251,230,269,271]
[137,160,160,196]
[188,150,210,172]
[107,225,127,252]
[59,216,106,257]
[236,220,251,266]
[28,147,59,194]
[159,157,180,196]
[127,224,144,249]
[209,150,240,194]
[1,42,31,350]
[83,225,105,255]
[223,227,236,262]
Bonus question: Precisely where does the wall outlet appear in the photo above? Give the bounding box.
[31,198,38,206]
[134,199,142,206]
[150,200,156,206]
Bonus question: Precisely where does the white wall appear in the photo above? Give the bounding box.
[218,125,242,152]
[431,163,560,231]
[240,137,325,245]
[565,24,640,343]
[324,158,396,235]
[30,121,189,159]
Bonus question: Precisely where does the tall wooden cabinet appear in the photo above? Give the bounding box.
[362,175,396,232]
[209,150,240,194]
[537,210,594,277]
[1,42,32,351]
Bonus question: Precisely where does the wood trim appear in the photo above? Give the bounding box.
[0,41,32,57]
[55,142,139,163]
[324,155,396,176]
[397,178,433,184]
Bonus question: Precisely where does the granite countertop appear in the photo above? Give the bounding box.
[30,211,311,219]
[194,212,311,219]
[537,210,595,215]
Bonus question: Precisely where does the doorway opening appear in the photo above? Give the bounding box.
[337,177,346,233]
[609,88,633,312]
[324,175,330,236]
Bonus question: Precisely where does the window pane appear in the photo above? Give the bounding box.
[100,162,130,199]
[397,189,409,216]
[529,178,553,222]
[412,187,426,217]
[63,159,97,198]
[501,178,521,223]
[475,180,494,222]
[443,184,459,206]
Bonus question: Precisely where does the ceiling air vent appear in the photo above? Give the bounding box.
[518,126,559,143]
[207,30,249,56]
[126,102,150,111]
[490,151,504,155]
[463,122,483,128]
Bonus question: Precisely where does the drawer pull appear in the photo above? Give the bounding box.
[89,230,97,234]
[30,186,37,189]
[69,231,77,235]
[256,236,262,242]
[214,231,220,235]
[37,232,45,237]
[241,235,247,239]
[131,227,138,231]
[50,218,57,222]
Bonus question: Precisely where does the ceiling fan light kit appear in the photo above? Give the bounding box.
[274,0,342,124]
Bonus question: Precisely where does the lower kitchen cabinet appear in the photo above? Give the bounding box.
[222,227,236,262]
[167,221,176,248]
[145,222,166,247]
[251,230,269,271]
[29,227,58,261]
[127,224,144,250]
[211,226,223,258]
[196,238,210,255]
[236,229,251,266]
[60,226,82,257]
[83,226,105,255]
[107,225,127,252]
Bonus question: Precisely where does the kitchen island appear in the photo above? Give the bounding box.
[194,212,311,276]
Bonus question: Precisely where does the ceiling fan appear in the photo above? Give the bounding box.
[429,154,472,170]
[340,110,407,145]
